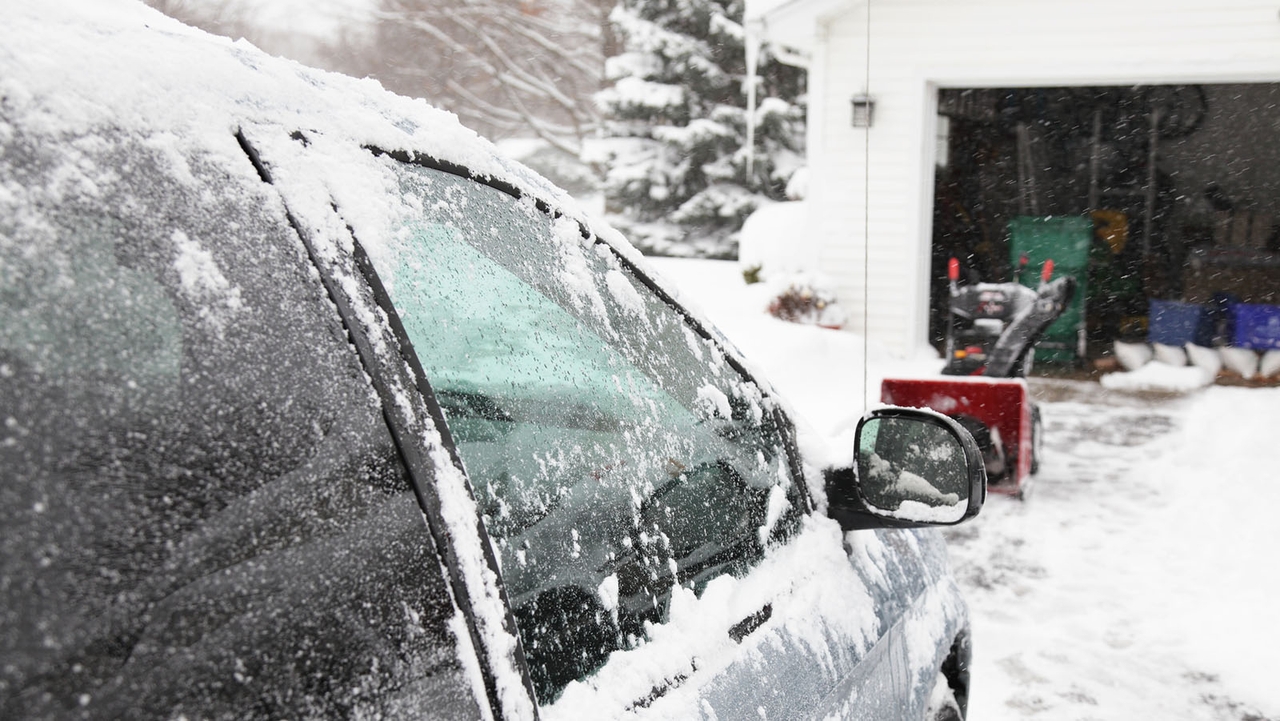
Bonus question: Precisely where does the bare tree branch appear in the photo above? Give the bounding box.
[148,0,608,152]
[369,0,604,147]
[487,14,600,79]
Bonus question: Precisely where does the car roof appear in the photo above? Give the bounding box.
[2,0,589,232]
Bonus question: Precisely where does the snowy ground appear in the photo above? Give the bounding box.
[644,256,1280,721]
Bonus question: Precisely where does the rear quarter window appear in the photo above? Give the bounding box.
[0,129,481,719]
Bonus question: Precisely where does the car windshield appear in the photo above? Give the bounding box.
[365,159,803,702]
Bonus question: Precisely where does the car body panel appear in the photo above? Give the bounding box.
[0,124,487,719]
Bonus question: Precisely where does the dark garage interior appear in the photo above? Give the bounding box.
[930,83,1280,366]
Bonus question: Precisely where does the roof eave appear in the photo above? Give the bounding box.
[746,0,861,52]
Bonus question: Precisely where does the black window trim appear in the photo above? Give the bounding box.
[236,130,536,720]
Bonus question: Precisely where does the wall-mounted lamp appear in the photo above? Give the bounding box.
[851,95,875,127]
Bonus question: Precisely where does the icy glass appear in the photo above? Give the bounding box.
[0,133,479,719]
[372,161,802,703]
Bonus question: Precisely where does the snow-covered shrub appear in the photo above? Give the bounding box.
[766,277,845,328]
[737,200,813,281]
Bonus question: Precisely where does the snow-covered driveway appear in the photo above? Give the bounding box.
[952,380,1279,720]
[644,257,1280,720]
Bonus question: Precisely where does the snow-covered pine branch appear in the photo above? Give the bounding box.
[595,0,805,258]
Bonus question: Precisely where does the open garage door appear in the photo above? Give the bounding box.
[930,83,1280,366]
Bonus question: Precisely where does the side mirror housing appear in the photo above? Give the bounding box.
[825,407,986,531]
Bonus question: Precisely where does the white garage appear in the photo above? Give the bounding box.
[746,0,1280,358]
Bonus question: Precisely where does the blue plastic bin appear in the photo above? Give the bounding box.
[1148,300,1203,346]
[1233,303,1280,350]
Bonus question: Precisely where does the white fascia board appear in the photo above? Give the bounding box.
[746,0,859,53]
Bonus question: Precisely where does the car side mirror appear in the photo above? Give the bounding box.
[825,408,986,531]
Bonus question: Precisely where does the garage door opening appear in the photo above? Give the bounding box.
[930,83,1280,366]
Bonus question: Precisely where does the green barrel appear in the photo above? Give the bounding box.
[1008,216,1091,364]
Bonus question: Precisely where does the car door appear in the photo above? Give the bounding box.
[240,126,970,720]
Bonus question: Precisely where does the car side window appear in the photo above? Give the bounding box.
[0,132,481,719]
[366,160,804,704]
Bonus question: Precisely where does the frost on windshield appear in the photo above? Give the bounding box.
[363,160,805,705]
[1,129,480,718]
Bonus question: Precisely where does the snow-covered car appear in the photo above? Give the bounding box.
[0,2,985,719]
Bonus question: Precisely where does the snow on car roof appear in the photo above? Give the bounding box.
[6,0,776,380]
[0,0,791,422]
[0,0,581,220]
[0,0,674,333]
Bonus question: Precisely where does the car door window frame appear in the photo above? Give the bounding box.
[363,147,815,515]
[240,130,819,716]
[358,144,820,702]
[236,131,537,720]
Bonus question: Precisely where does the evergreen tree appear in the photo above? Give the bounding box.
[594,0,805,258]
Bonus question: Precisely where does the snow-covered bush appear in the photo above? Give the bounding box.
[766,276,846,329]
[737,200,815,282]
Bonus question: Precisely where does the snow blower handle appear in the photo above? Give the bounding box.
[1039,258,1054,289]
[946,258,960,365]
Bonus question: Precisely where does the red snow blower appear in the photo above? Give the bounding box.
[881,257,1076,498]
